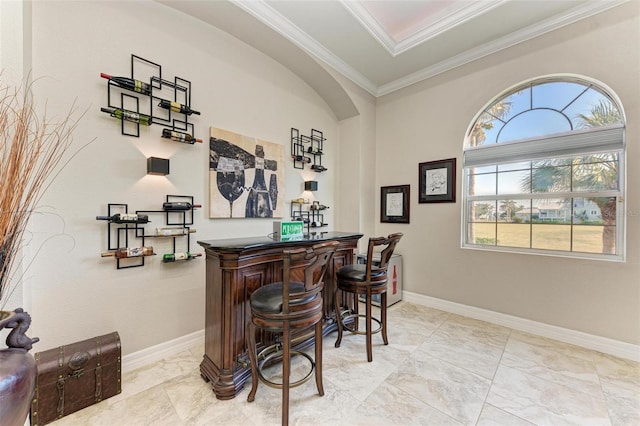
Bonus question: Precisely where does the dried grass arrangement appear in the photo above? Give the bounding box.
[0,77,87,305]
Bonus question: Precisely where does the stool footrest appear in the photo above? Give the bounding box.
[340,312,382,335]
[257,347,315,389]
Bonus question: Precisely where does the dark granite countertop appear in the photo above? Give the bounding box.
[198,231,363,252]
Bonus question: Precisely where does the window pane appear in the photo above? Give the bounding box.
[469,173,496,196]
[499,109,572,143]
[532,81,587,111]
[531,164,571,193]
[572,198,602,224]
[573,159,618,191]
[498,199,528,222]
[497,223,530,248]
[564,88,622,129]
[497,169,530,195]
[468,222,496,245]
[468,112,501,146]
[470,165,497,174]
[514,201,532,223]
[500,88,530,123]
[498,161,530,172]
[532,199,570,223]
[469,201,497,222]
[532,223,571,251]
[573,224,615,254]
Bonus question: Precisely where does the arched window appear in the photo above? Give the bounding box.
[462,76,625,260]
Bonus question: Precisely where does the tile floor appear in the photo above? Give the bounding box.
[54,302,639,426]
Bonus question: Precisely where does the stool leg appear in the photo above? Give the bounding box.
[247,321,258,402]
[353,292,359,331]
[315,320,324,396]
[381,290,388,345]
[334,289,343,348]
[366,288,373,362]
[282,323,291,426]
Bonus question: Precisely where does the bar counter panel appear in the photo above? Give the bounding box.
[197,232,363,400]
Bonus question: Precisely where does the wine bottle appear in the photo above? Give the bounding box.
[100,73,152,95]
[162,252,202,262]
[158,99,200,116]
[154,227,196,236]
[291,155,311,163]
[310,164,327,172]
[96,213,149,223]
[101,107,152,126]
[162,202,201,211]
[161,129,202,144]
[101,246,155,258]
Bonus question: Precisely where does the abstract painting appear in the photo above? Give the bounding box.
[209,127,284,218]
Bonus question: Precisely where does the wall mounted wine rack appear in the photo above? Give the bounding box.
[97,195,200,269]
[291,128,326,172]
[101,54,200,142]
[290,200,329,232]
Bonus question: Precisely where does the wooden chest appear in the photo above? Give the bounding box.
[30,332,121,425]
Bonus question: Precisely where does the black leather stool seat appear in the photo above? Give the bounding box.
[250,282,316,314]
[336,264,386,282]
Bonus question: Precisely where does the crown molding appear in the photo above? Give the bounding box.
[338,0,397,55]
[378,0,629,96]
[341,0,507,57]
[231,0,628,98]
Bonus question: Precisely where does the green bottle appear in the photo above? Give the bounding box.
[162,252,202,262]
[101,107,152,126]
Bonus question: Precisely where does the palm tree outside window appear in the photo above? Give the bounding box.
[462,76,625,260]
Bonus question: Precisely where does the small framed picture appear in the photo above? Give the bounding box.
[380,185,410,223]
[419,158,456,203]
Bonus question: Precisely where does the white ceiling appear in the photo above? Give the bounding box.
[160,0,627,97]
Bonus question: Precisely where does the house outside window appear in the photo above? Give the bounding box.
[462,75,625,260]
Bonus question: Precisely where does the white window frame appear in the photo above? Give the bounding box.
[461,76,626,261]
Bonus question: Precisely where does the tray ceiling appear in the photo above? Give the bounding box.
[159,0,627,97]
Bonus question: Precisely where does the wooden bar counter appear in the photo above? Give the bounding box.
[197,231,363,400]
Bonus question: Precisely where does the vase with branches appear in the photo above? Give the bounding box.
[0,75,87,426]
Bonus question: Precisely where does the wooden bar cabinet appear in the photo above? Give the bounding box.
[197,231,362,400]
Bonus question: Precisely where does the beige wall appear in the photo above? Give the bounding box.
[6,0,638,357]
[375,2,640,345]
[22,0,343,354]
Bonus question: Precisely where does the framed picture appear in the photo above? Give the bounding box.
[381,185,410,223]
[419,158,456,203]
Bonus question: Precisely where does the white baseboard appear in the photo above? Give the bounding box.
[119,294,638,374]
[403,291,640,362]
[121,329,204,374]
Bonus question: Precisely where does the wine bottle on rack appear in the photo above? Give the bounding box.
[154,227,196,236]
[310,164,327,172]
[101,107,152,126]
[162,202,201,211]
[162,252,202,262]
[96,213,149,223]
[100,73,152,95]
[101,246,155,258]
[158,99,200,115]
[291,155,311,163]
[161,129,202,144]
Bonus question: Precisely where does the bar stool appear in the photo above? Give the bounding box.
[334,233,403,362]
[246,241,338,426]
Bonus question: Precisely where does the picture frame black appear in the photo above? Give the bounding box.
[418,158,456,203]
[380,185,410,223]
